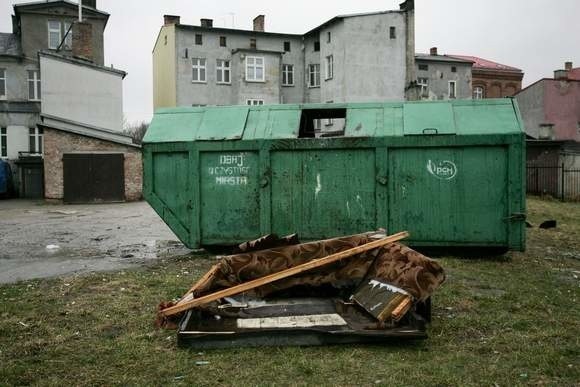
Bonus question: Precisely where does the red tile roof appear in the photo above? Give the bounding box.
[448,55,522,72]
[568,67,580,80]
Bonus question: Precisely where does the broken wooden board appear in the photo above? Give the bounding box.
[351,279,413,322]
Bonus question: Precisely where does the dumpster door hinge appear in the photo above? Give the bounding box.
[503,213,526,222]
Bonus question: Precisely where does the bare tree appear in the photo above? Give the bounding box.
[123,121,149,145]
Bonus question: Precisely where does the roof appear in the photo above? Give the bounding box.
[448,55,522,73]
[304,10,403,36]
[39,114,139,148]
[14,0,109,17]
[568,67,580,81]
[39,51,127,78]
[415,53,473,64]
[144,99,523,143]
[176,24,301,39]
[0,33,22,58]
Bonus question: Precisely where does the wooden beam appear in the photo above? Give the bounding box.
[160,231,409,317]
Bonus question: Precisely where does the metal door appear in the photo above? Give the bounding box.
[63,153,124,203]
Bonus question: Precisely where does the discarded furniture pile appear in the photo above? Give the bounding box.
[157,231,446,348]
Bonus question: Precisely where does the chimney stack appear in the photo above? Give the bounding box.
[81,0,96,9]
[565,61,573,71]
[163,15,180,26]
[430,47,438,56]
[399,0,415,11]
[253,15,265,32]
[554,69,568,80]
[200,18,213,28]
[72,21,93,62]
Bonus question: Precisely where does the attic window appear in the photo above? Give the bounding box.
[314,41,320,52]
[250,38,257,49]
[451,66,457,73]
[298,108,346,138]
[195,34,203,45]
[419,64,428,71]
[390,26,396,39]
[284,41,291,52]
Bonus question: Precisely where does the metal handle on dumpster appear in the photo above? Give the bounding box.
[422,128,438,135]
[503,213,526,222]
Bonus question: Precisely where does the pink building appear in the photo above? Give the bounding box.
[515,61,580,141]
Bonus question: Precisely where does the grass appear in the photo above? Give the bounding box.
[1,197,579,386]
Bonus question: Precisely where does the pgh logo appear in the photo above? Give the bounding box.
[427,160,457,180]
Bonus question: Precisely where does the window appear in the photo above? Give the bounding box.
[192,58,206,82]
[473,86,484,99]
[390,26,396,39]
[418,64,428,71]
[314,41,320,52]
[195,34,203,45]
[216,59,231,84]
[250,38,257,49]
[219,36,227,47]
[448,81,457,99]
[313,119,322,131]
[325,101,333,126]
[308,64,320,87]
[48,21,61,49]
[284,41,291,52]
[183,48,188,58]
[451,66,457,73]
[29,127,43,154]
[246,56,264,82]
[327,32,331,43]
[282,64,294,86]
[417,77,429,97]
[28,70,41,101]
[247,99,264,106]
[64,22,72,49]
[325,55,333,80]
[0,68,6,99]
[0,128,6,158]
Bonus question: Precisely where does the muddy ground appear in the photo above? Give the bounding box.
[0,200,190,284]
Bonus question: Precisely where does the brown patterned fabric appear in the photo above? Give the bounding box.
[192,233,445,302]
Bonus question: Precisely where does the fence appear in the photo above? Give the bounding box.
[527,163,580,201]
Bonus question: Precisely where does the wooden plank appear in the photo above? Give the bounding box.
[352,279,412,322]
[160,231,409,317]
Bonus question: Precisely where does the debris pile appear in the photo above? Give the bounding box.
[157,231,445,348]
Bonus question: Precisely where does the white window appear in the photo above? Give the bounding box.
[313,119,321,131]
[417,77,429,97]
[192,58,206,82]
[64,22,72,49]
[48,21,61,49]
[28,70,41,101]
[29,127,43,154]
[282,64,294,86]
[246,56,264,82]
[216,59,231,84]
[0,128,7,158]
[473,86,484,99]
[308,64,320,87]
[246,99,264,106]
[325,55,333,80]
[0,68,6,99]
[448,81,456,99]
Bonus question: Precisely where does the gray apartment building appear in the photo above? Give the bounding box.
[415,47,473,101]
[153,1,416,111]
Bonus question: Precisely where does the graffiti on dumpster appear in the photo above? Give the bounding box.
[427,159,457,180]
[208,153,250,186]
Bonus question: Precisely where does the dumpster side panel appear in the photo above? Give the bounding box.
[200,151,261,242]
[271,149,376,239]
[388,146,509,245]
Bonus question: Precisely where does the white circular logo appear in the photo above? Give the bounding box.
[427,160,457,180]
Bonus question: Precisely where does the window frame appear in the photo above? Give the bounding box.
[314,41,320,52]
[28,70,41,101]
[327,31,331,43]
[245,56,265,82]
[390,26,396,39]
[191,58,207,83]
[282,64,294,86]
[0,68,6,99]
[418,64,428,71]
[250,38,257,49]
[63,21,72,49]
[216,59,231,85]
[417,77,429,97]
[325,55,333,80]
[283,41,291,52]
[473,86,484,99]
[246,99,264,106]
[219,36,227,47]
[195,34,203,45]
[448,80,457,99]
[29,127,43,154]
[48,20,61,50]
[0,127,7,158]
[308,64,320,88]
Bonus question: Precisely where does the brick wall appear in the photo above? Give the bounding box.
[43,128,142,201]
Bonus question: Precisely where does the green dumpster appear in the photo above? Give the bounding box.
[143,99,526,251]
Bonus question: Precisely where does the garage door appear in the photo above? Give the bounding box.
[63,153,125,203]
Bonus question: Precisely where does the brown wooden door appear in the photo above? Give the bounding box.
[63,153,124,203]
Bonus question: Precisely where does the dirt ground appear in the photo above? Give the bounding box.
[0,200,190,284]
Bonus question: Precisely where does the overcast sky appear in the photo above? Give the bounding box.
[1,0,579,124]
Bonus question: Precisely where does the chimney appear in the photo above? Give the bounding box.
[554,69,568,80]
[200,18,213,28]
[163,15,180,26]
[253,15,265,32]
[565,61,573,71]
[72,21,93,62]
[430,47,438,56]
[81,0,96,9]
[399,0,415,11]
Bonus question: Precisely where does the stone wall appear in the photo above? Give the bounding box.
[43,128,142,201]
